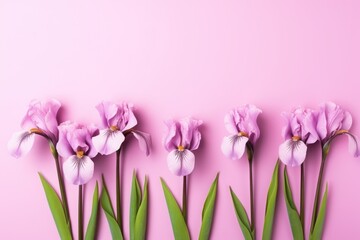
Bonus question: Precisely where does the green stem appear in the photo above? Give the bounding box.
[300,163,305,234]
[249,157,255,236]
[182,175,187,223]
[78,185,83,240]
[50,142,73,238]
[116,148,123,232]
[310,148,327,233]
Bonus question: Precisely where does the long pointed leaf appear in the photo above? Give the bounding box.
[262,160,280,240]
[130,171,142,240]
[101,176,123,240]
[230,187,254,240]
[85,182,99,240]
[39,173,72,240]
[283,167,304,240]
[160,178,190,240]
[310,184,328,240]
[134,176,149,240]
[199,173,219,240]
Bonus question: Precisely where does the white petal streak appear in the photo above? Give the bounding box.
[221,135,248,160]
[63,155,94,185]
[92,129,125,155]
[8,131,35,158]
[167,149,195,176]
[279,139,307,167]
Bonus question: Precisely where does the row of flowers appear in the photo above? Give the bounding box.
[8,99,358,240]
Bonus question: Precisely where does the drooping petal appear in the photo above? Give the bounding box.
[167,149,195,176]
[221,135,248,160]
[8,131,35,158]
[279,139,307,167]
[132,130,151,156]
[63,155,94,185]
[92,129,125,155]
[348,134,360,157]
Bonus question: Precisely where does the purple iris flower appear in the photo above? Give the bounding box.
[56,121,99,185]
[221,104,262,160]
[92,101,151,156]
[8,99,61,158]
[163,117,202,176]
[316,101,359,157]
[279,107,318,167]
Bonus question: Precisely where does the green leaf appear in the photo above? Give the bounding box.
[230,187,254,240]
[134,176,149,240]
[160,178,190,240]
[310,184,328,240]
[283,167,304,240]
[85,182,99,240]
[100,176,123,240]
[39,173,72,240]
[198,173,219,240]
[130,171,142,240]
[262,160,280,240]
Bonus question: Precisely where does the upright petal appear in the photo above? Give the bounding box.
[132,130,151,156]
[92,129,125,155]
[224,111,239,134]
[8,131,35,158]
[279,139,307,167]
[348,134,360,157]
[63,155,94,185]
[122,107,138,131]
[167,149,195,176]
[316,110,328,141]
[163,120,181,151]
[221,135,248,160]
[96,102,117,128]
[181,118,202,150]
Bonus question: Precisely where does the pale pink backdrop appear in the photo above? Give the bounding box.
[1,1,360,239]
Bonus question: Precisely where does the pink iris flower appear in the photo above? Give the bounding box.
[316,101,359,157]
[163,117,202,176]
[279,107,318,167]
[92,101,151,156]
[8,99,61,158]
[56,121,99,185]
[221,105,262,160]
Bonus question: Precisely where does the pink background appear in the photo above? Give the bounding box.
[1,1,360,239]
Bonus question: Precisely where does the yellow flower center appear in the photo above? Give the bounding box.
[238,131,248,137]
[110,126,119,131]
[336,129,349,135]
[76,150,84,159]
[178,145,185,152]
[29,128,44,134]
[292,136,301,141]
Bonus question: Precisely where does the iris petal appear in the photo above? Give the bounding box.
[167,149,195,176]
[132,130,151,156]
[221,135,248,160]
[92,129,125,155]
[348,134,360,157]
[279,139,307,167]
[8,131,35,158]
[63,155,94,185]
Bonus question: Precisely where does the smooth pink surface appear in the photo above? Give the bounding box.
[1,1,360,239]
